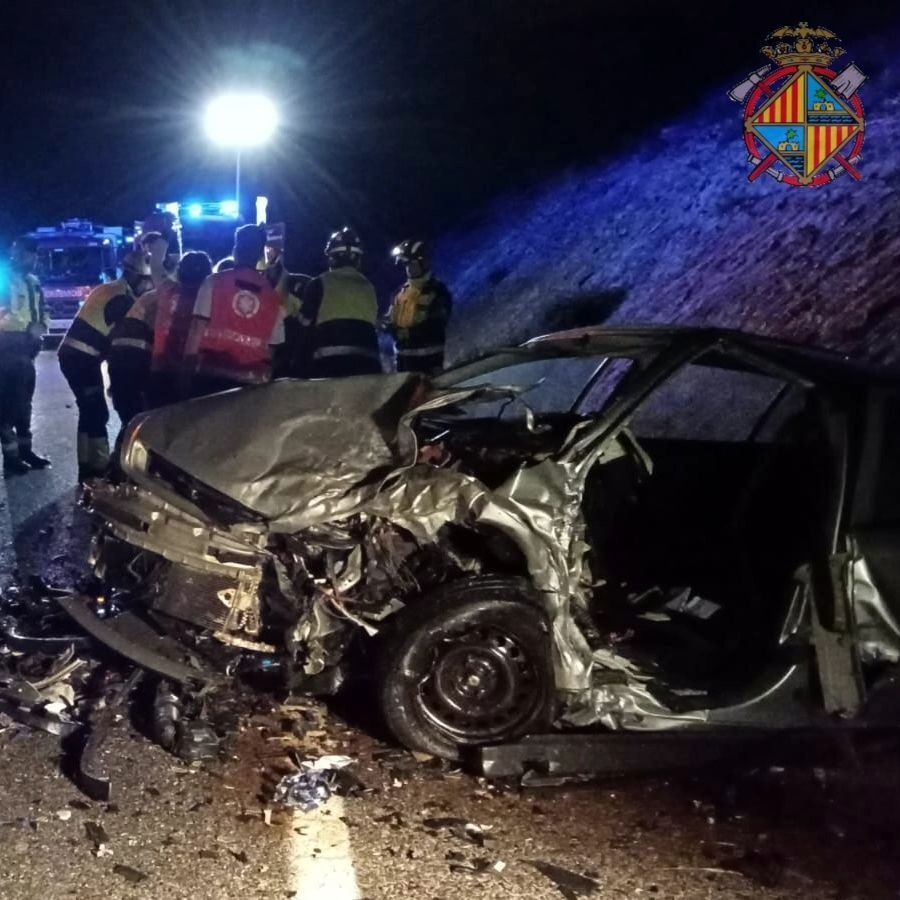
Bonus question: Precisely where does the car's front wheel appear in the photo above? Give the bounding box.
[378,578,555,759]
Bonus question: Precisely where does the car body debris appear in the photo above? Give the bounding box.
[423,816,493,847]
[113,864,149,884]
[272,755,355,811]
[525,859,601,899]
[84,820,112,857]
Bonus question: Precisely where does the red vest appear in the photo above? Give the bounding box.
[150,280,188,373]
[196,269,281,384]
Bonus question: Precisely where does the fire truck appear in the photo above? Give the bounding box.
[28,220,133,338]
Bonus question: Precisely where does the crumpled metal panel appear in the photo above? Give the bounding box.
[121,374,675,727]
[850,545,900,665]
[127,376,421,532]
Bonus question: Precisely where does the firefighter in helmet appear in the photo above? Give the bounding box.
[299,227,381,378]
[387,239,452,374]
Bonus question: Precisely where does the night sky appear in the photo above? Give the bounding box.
[1,0,894,273]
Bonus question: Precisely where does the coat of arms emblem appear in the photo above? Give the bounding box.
[730,23,866,186]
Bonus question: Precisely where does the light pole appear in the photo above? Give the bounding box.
[203,93,278,217]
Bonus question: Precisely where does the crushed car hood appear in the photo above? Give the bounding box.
[126,375,427,530]
[122,371,665,724]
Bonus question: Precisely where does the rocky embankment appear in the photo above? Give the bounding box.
[440,32,900,366]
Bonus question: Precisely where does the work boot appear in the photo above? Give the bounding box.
[20,450,50,470]
[3,457,30,476]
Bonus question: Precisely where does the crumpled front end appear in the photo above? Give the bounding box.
[94,374,680,730]
[90,481,274,652]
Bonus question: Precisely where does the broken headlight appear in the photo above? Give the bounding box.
[121,419,150,473]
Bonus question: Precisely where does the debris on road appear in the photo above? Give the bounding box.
[448,856,495,875]
[113,864,149,884]
[526,859,601,899]
[84,820,112,857]
[423,816,494,847]
[272,755,355,811]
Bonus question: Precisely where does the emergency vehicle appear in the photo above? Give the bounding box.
[142,198,269,264]
[28,220,132,338]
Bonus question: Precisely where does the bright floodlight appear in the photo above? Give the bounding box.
[204,93,278,148]
[219,200,239,217]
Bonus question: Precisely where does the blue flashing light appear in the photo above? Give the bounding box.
[187,203,204,219]
[219,200,240,217]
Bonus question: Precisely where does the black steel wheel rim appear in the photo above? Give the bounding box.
[415,624,540,742]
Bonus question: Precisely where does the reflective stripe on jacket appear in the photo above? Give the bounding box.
[0,273,48,336]
[110,288,159,355]
[303,267,380,365]
[196,269,281,384]
[61,279,134,358]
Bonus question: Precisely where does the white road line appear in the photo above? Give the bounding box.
[290,797,362,899]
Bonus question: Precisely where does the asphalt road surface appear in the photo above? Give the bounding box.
[0,353,899,900]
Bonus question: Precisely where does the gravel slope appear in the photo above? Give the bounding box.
[439,31,900,366]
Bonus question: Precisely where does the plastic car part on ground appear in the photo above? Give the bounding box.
[272,755,355,811]
[0,579,230,797]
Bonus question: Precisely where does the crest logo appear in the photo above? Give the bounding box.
[729,23,866,187]
[232,289,260,318]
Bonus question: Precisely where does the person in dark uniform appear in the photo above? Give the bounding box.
[300,228,381,378]
[58,251,150,480]
[387,239,453,375]
[0,236,51,474]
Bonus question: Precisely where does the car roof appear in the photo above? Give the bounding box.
[520,324,900,386]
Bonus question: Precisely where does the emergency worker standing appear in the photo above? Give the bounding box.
[107,284,159,430]
[300,228,380,378]
[149,251,213,406]
[387,239,452,374]
[141,231,174,289]
[0,237,50,474]
[183,225,284,396]
[108,251,214,427]
[265,242,310,378]
[59,251,150,480]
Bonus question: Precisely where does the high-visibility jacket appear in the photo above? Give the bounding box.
[0,272,48,354]
[389,275,452,374]
[110,286,160,358]
[150,280,193,374]
[276,270,310,321]
[302,267,380,371]
[195,269,282,384]
[60,278,135,359]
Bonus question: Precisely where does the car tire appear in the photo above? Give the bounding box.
[377,577,556,760]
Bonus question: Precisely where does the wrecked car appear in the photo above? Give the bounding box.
[74,326,900,759]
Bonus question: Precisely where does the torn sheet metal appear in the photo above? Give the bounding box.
[850,547,900,665]
[123,375,424,531]
[110,372,676,727]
